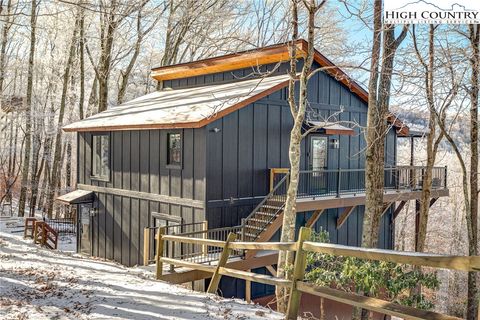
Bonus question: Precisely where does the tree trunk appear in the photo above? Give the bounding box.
[466,23,479,320]
[276,0,322,313]
[18,0,37,217]
[45,17,79,216]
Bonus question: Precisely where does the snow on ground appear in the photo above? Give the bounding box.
[0,218,283,320]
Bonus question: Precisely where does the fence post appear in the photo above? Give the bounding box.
[444,166,448,189]
[155,226,166,280]
[207,232,236,294]
[202,220,208,256]
[143,228,150,266]
[286,227,312,320]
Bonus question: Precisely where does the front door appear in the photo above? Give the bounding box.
[78,203,92,255]
[308,135,328,195]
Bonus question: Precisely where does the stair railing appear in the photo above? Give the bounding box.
[241,173,290,227]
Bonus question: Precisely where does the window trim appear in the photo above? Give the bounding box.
[90,132,111,182]
[166,131,183,170]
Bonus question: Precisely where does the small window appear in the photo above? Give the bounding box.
[92,134,110,181]
[167,132,182,168]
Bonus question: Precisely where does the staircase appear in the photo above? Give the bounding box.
[25,218,59,250]
[239,173,289,242]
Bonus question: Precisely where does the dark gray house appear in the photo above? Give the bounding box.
[58,40,448,301]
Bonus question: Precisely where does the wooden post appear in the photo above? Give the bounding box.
[207,232,236,294]
[155,226,166,280]
[286,227,312,320]
[245,269,251,303]
[202,220,208,256]
[143,228,150,266]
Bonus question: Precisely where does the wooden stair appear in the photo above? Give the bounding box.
[26,218,58,250]
[237,173,289,249]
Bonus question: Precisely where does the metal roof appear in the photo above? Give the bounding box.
[63,74,290,132]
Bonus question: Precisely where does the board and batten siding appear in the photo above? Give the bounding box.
[204,63,395,250]
[77,128,207,266]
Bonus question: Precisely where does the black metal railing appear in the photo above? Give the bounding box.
[44,217,76,234]
[296,166,447,199]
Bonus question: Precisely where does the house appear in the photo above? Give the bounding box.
[58,40,449,301]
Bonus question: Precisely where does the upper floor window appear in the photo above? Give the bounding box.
[167,132,182,168]
[92,133,110,181]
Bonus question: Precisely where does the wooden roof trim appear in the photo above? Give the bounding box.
[387,113,410,136]
[63,79,290,133]
[151,42,305,81]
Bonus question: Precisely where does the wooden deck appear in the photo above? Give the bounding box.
[295,188,449,212]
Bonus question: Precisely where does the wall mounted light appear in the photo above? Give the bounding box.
[330,138,339,149]
[210,127,221,133]
[89,207,98,216]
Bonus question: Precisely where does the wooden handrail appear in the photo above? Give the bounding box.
[302,242,480,272]
[157,227,478,320]
[296,281,462,320]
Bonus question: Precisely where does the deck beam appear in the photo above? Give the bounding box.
[296,189,449,213]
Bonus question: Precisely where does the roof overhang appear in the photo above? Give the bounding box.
[56,189,94,205]
[305,121,355,136]
[151,40,368,103]
[386,113,409,137]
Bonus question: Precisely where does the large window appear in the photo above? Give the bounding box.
[167,132,182,168]
[92,134,110,181]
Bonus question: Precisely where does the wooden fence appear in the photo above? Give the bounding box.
[155,227,480,320]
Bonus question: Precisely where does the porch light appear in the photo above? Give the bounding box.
[330,138,339,149]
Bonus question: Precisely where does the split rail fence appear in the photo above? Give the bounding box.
[154,226,479,320]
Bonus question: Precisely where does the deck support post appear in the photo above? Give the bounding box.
[207,232,236,294]
[286,227,311,320]
[202,220,208,256]
[155,226,166,280]
[245,269,251,303]
[143,228,150,266]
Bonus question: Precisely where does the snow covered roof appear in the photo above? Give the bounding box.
[306,121,354,136]
[63,74,290,132]
[56,189,94,204]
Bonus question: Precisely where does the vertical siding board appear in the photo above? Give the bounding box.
[78,133,85,184]
[238,106,254,198]
[159,131,169,197]
[140,131,150,193]
[253,104,268,196]
[182,129,194,200]
[98,192,106,259]
[106,194,114,260]
[222,112,238,199]
[121,197,131,266]
[267,105,281,168]
[206,121,223,201]
[130,198,140,266]
[113,195,122,262]
[193,128,206,201]
[131,131,140,191]
[280,106,292,167]
[149,130,160,194]
[84,132,92,185]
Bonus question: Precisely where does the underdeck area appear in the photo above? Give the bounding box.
[142,166,450,291]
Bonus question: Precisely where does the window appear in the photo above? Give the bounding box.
[92,134,110,180]
[167,132,182,168]
[310,136,328,170]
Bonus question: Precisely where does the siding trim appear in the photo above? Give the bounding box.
[78,184,204,209]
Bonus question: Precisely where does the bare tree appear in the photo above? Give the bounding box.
[18,0,38,217]
[275,0,326,313]
[362,2,407,249]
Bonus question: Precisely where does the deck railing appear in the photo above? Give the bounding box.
[156,227,478,320]
[294,166,447,198]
